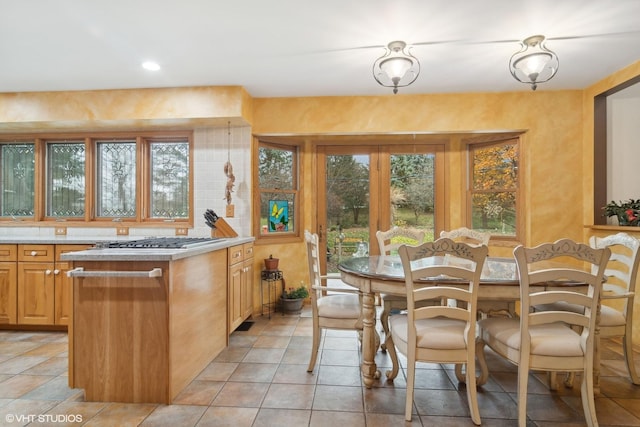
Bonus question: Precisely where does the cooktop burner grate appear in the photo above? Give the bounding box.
[96,237,222,249]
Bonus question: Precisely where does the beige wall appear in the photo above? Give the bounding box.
[251,91,585,285]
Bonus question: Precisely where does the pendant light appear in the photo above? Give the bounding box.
[373,41,420,94]
[509,35,559,91]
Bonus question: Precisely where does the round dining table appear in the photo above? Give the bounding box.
[337,255,597,389]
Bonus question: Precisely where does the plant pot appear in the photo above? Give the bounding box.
[280,297,304,313]
[264,257,279,270]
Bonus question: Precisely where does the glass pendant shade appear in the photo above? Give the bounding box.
[509,35,558,91]
[373,41,420,94]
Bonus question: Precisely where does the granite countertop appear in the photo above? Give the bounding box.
[59,236,254,261]
[0,236,139,245]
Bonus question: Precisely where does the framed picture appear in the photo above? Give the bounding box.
[268,200,289,232]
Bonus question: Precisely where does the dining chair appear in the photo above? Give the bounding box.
[375,227,425,351]
[440,227,491,246]
[536,232,640,386]
[388,238,488,423]
[477,238,611,427]
[304,230,363,373]
[591,232,640,384]
[440,227,492,313]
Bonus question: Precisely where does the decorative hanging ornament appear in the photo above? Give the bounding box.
[223,121,235,212]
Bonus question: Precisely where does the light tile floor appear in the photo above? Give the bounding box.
[1,307,640,426]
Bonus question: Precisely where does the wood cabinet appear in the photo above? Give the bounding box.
[55,245,92,325]
[69,249,229,403]
[228,243,254,333]
[242,243,254,321]
[0,245,17,324]
[14,244,91,326]
[17,245,55,325]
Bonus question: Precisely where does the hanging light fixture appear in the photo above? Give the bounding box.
[373,41,420,94]
[509,35,559,91]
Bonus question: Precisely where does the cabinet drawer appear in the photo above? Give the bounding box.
[243,243,253,259]
[0,245,17,262]
[228,245,244,265]
[18,245,54,262]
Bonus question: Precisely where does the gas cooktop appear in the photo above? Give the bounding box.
[95,237,223,249]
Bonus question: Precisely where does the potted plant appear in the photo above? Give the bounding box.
[280,282,309,313]
[603,199,640,226]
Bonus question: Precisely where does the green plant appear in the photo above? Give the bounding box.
[282,283,309,299]
[603,199,640,226]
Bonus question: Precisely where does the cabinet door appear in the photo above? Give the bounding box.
[241,258,254,320]
[0,262,17,324]
[55,245,92,325]
[54,260,73,325]
[18,262,55,325]
[228,262,243,333]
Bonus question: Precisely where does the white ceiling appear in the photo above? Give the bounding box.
[2,0,639,98]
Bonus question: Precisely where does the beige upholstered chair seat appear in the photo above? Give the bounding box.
[317,294,361,319]
[536,301,626,327]
[480,318,585,358]
[600,305,627,327]
[390,316,468,350]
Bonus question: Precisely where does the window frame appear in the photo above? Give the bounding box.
[253,138,302,244]
[0,131,193,227]
[466,135,522,242]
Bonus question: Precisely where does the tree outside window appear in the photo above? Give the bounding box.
[469,139,519,238]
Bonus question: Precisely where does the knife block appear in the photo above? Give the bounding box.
[210,217,238,238]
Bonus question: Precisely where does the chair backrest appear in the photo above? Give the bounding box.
[513,238,611,358]
[376,227,425,255]
[398,238,488,343]
[305,230,323,295]
[589,232,640,314]
[440,227,490,246]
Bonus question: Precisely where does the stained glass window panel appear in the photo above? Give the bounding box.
[150,141,189,219]
[260,193,295,234]
[47,142,86,217]
[96,141,137,218]
[1,143,35,217]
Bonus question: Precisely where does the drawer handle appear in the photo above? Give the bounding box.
[31,251,38,256]
[67,267,163,278]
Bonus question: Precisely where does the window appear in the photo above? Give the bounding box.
[0,132,192,224]
[0,142,35,217]
[96,140,137,218]
[46,141,86,218]
[468,137,520,239]
[255,141,300,240]
[149,140,190,219]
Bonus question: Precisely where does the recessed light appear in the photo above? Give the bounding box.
[142,61,161,71]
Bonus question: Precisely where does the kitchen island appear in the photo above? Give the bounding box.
[61,236,253,404]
